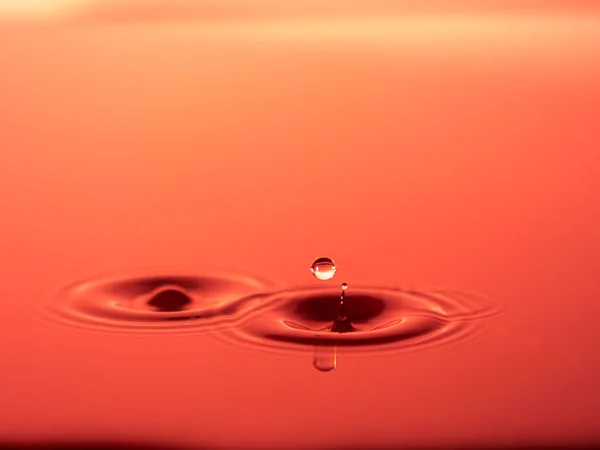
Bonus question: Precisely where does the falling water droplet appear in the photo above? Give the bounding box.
[310,257,336,281]
[338,282,348,321]
[313,345,336,372]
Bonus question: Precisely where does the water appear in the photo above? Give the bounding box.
[338,282,349,320]
[146,287,193,312]
[310,257,336,281]
[40,268,502,365]
[313,345,337,372]
[39,267,279,334]
[3,11,599,449]
[222,285,502,360]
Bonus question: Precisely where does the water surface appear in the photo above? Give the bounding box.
[0,6,599,450]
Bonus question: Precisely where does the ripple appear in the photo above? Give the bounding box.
[220,286,504,356]
[39,270,504,357]
[40,267,279,334]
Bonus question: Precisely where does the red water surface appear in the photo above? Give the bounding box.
[0,2,599,449]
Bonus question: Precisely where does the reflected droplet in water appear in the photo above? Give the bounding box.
[313,345,337,372]
[39,267,279,334]
[310,257,336,281]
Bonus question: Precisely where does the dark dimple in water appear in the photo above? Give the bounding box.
[40,268,278,334]
[40,267,503,356]
[221,286,504,355]
[146,288,193,312]
[293,294,386,324]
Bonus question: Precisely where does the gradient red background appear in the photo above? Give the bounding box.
[0,1,599,449]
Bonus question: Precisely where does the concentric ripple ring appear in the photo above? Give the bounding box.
[39,266,280,334]
[220,286,504,355]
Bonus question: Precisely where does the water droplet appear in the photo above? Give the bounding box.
[338,283,348,321]
[310,257,336,281]
[313,345,336,372]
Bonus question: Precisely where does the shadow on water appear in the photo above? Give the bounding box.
[0,443,195,450]
[0,443,598,450]
[333,447,600,450]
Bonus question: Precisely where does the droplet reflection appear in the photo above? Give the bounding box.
[313,345,337,372]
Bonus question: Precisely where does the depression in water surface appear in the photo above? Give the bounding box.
[40,264,503,371]
[220,284,502,359]
[40,267,279,334]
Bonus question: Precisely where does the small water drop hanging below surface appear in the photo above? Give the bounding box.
[310,257,336,281]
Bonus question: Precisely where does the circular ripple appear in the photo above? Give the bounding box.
[40,267,280,334]
[221,286,504,355]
